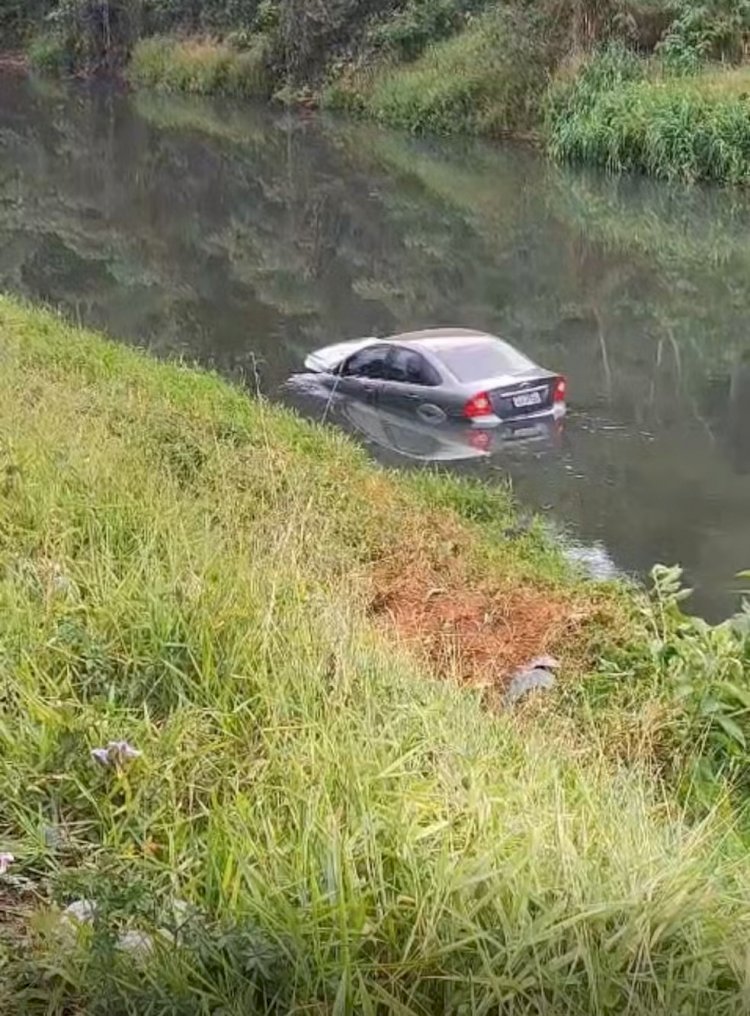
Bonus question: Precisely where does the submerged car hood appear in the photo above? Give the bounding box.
[304,337,377,373]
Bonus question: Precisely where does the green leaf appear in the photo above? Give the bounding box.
[715,714,746,748]
[716,681,750,711]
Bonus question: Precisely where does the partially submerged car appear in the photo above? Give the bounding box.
[283,371,563,465]
[304,327,566,427]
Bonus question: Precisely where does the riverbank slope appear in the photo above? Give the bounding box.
[2,295,750,1012]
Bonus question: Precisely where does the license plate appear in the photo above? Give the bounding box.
[512,390,542,408]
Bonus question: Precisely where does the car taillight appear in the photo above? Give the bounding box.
[553,376,567,403]
[463,391,493,419]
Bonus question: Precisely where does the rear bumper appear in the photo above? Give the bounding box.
[470,403,565,428]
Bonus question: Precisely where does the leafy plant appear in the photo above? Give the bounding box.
[366,0,483,62]
[658,0,750,71]
[650,567,750,796]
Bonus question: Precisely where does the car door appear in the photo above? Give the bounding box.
[379,347,445,421]
[337,344,392,403]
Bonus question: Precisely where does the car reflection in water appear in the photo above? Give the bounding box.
[283,371,565,465]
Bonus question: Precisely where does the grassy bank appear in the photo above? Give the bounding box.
[547,48,750,184]
[129,35,271,97]
[1,296,750,1011]
[321,7,549,136]
[124,30,750,184]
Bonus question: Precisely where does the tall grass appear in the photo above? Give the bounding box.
[129,35,271,98]
[548,48,750,184]
[324,8,550,136]
[2,297,750,1012]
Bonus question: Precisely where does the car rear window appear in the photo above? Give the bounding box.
[433,340,533,382]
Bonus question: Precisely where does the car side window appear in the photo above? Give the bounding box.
[342,345,392,379]
[388,349,441,386]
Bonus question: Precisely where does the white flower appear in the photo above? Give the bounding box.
[0,852,14,875]
[90,741,142,768]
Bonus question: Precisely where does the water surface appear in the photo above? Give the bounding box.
[2,77,750,618]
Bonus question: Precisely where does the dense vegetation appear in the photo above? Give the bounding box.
[547,44,750,183]
[3,0,750,182]
[1,294,750,1013]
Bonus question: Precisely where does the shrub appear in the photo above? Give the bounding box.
[366,0,483,62]
[35,0,144,74]
[129,34,271,96]
[328,7,553,135]
[572,565,750,808]
[657,0,750,71]
[0,0,50,46]
[274,0,394,83]
[28,31,74,74]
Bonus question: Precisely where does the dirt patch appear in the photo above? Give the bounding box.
[0,885,36,945]
[0,53,29,74]
[371,526,598,690]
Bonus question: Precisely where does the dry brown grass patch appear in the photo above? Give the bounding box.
[371,512,603,689]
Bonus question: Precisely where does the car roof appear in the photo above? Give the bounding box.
[385,328,538,378]
[388,327,499,352]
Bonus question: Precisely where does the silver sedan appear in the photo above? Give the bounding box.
[304,328,566,427]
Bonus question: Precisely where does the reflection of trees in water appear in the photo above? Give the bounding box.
[727,352,750,474]
[3,78,750,614]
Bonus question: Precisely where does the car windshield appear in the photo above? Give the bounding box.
[433,340,534,382]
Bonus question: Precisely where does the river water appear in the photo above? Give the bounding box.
[2,76,750,618]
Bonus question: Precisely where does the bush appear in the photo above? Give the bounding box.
[571,565,750,809]
[366,0,483,62]
[274,0,393,83]
[28,31,74,74]
[547,47,750,183]
[61,0,142,71]
[0,0,50,46]
[327,7,553,135]
[129,34,271,96]
[657,0,750,71]
[141,0,263,34]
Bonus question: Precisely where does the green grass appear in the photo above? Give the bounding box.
[2,297,750,1012]
[129,35,271,98]
[323,8,549,136]
[548,51,750,184]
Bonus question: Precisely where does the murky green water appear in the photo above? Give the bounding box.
[2,76,750,618]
